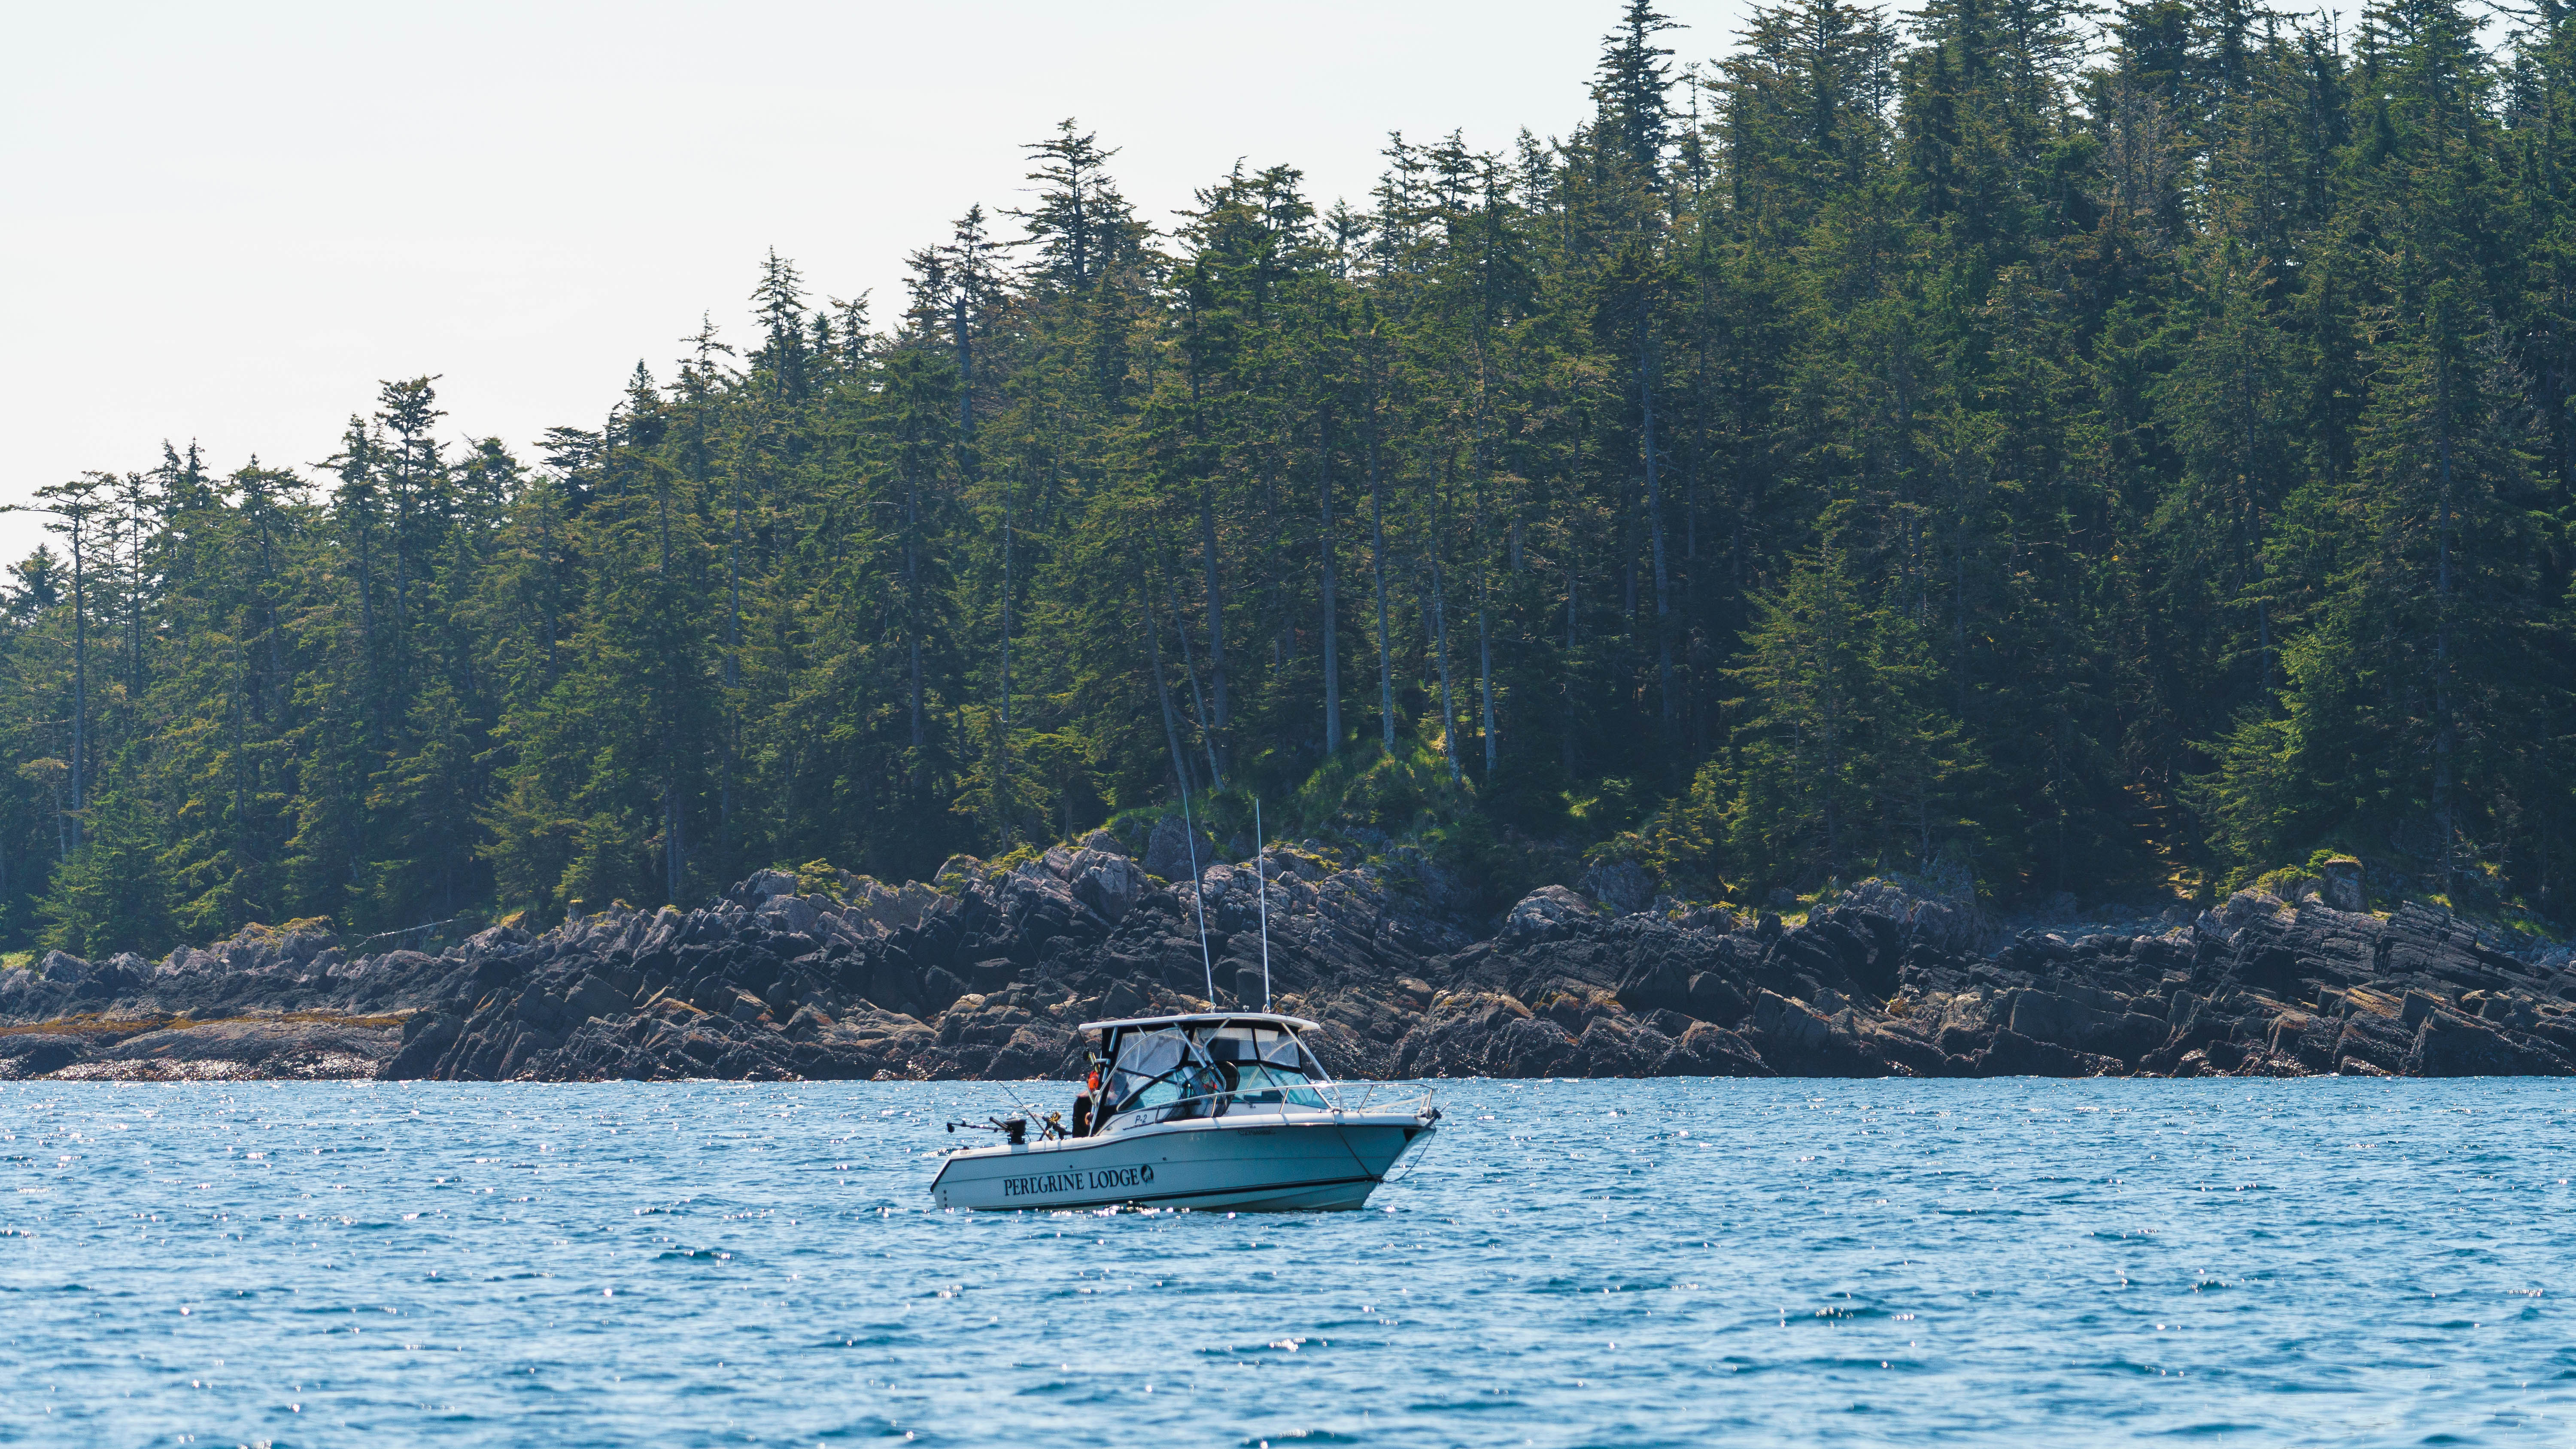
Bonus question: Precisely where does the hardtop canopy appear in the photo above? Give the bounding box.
[1075,1011,1320,1035]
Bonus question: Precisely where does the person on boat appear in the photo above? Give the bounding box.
[1175,1059,1225,1121]
[1070,1063,1103,1137]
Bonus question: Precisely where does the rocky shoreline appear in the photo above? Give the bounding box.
[4,824,2573,1084]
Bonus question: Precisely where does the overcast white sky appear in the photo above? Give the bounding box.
[2,0,1762,564]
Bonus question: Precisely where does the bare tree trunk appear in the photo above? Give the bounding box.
[1170,577,1224,791]
[1367,396,1396,751]
[1952,498,1971,719]
[2257,597,2273,694]
[665,786,686,902]
[1319,417,1340,755]
[390,477,410,659]
[723,457,741,850]
[352,521,375,665]
[2244,373,2272,697]
[1622,472,1638,623]
[1562,560,1579,774]
[2433,338,2457,893]
[1477,547,1496,777]
[999,498,1013,835]
[532,487,559,685]
[1267,465,1291,667]
[233,665,249,869]
[1142,579,1196,799]
[658,462,683,899]
[1432,535,1460,785]
[118,482,146,715]
[1200,489,1227,779]
[954,293,974,441]
[339,486,373,880]
[69,527,86,848]
[905,459,925,753]
[1643,321,1672,726]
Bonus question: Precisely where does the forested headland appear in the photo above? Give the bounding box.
[7,0,2574,960]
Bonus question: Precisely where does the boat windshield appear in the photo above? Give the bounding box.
[1106,1028,1203,1123]
[1195,1024,1330,1112]
[1102,1021,1331,1127]
[1216,1061,1330,1110]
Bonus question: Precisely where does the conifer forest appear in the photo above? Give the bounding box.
[11,0,2576,958]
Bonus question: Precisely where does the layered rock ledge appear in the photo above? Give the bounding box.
[4,832,2573,1082]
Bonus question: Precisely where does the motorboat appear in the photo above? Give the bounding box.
[928,1012,1439,1212]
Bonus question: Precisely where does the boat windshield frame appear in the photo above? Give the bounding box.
[1087,1013,1341,1131]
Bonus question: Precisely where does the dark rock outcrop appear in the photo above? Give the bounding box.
[2,844,2571,1082]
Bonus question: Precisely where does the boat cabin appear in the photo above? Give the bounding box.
[1078,1012,1335,1132]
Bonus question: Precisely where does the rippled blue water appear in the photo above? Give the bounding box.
[2,1077,2570,1446]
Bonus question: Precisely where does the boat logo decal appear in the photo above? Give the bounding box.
[1001,1163,1154,1199]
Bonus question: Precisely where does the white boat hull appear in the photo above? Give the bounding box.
[930,1112,1433,1213]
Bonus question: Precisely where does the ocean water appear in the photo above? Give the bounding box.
[0,1077,2569,1448]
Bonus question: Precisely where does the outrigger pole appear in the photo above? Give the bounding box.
[1143,568,1219,1008]
[1255,796,1272,1010]
[1179,787,1216,1005]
